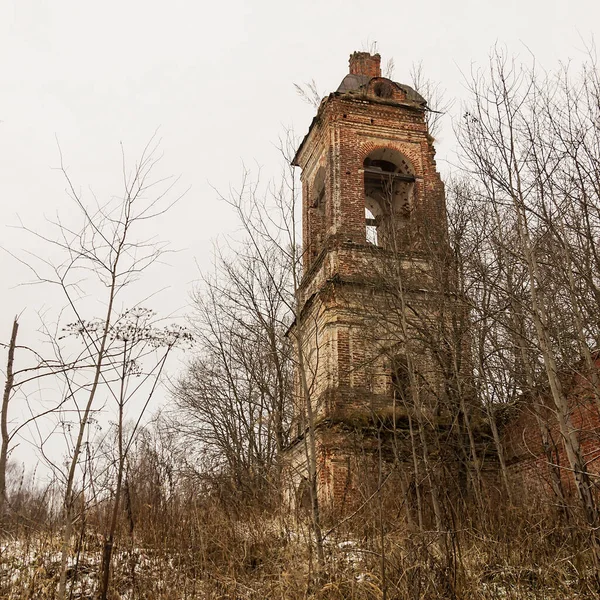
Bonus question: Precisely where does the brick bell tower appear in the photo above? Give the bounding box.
[285,52,456,511]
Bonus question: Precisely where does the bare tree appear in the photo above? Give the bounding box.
[457,47,600,535]
[410,61,455,139]
[294,80,323,110]
[172,242,292,495]
[216,134,327,578]
[0,316,91,525]
[9,136,188,599]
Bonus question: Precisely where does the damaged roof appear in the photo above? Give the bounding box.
[336,74,427,105]
[292,76,427,166]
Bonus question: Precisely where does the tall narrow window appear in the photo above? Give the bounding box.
[311,166,326,211]
[391,355,411,403]
[308,166,327,263]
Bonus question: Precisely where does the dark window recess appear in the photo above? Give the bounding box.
[296,477,312,511]
[311,167,326,209]
[391,356,411,402]
[314,186,325,208]
[364,158,414,179]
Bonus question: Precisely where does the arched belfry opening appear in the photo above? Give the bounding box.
[363,148,415,248]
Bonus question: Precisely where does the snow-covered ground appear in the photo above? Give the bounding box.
[0,533,591,599]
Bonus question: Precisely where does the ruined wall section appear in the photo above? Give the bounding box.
[502,360,600,498]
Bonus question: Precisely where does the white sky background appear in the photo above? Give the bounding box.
[0,0,598,472]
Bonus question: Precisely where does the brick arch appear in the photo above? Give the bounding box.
[367,77,407,102]
[305,162,328,265]
[362,146,415,176]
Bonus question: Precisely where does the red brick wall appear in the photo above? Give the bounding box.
[297,75,448,273]
[502,359,600,496]
[349,52,381,78]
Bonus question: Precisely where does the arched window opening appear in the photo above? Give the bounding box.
[391,355,411,403]
[363,148,415,248]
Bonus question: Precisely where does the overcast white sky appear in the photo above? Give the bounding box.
[1,0,599,467]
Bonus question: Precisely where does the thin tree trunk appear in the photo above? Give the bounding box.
[0,318,19,523]
[408,415,424,532]
[99,342,128,600]
[507,267,569,510]
[555,220,600,414]
[392,258,444,532]
[58,270,119,600]
[377,426,387,600]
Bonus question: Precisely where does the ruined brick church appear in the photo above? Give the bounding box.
[283,51,600,513]
[284,51,466,509]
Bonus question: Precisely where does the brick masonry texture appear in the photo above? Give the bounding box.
[282,51,600,513]
[349,52,381,78]
[283,51,460,510]
[502,356,600,498]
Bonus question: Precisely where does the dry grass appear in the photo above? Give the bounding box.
[2,481,599,599]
